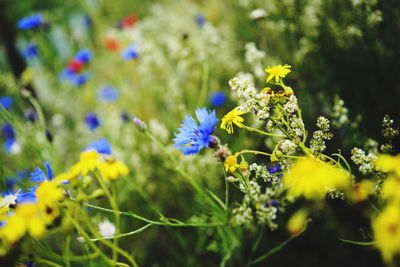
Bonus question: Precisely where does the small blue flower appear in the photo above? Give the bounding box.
[0,96,13,110]
[268,165,282,174]
[24,109,38,122]
[85,138,112,155]
[74,49,93,63]
[22,43,38,59]
[195,14,206,27]
[120,112,130,123]
[17,185,38,204]
[60,69,90,87]
[121,43,138,60]
[30,161,53,183]
[210,92,227,107]
[2,123,15,139]
[83,15,92,27]
[3,138,19,153]
[17,14,42,30]
[173,107,218,155]
[85,112,101,131]
[97,85,119,102]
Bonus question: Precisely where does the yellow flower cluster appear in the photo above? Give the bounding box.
[224,153,240,174]
[0,181,64,245]
[372,154,400,262]
[70,150,129,181]
[282,157,350,200]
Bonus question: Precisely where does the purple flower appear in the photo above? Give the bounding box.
[2,123,15,139]
[17,14,42,30]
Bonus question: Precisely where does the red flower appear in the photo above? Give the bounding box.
[67,59,84,73]
[121,14,138,28]
[105,38,119,51]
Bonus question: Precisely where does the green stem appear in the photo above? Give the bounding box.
[64,234,71,267]
[339,238,375,246]
[36,258,63,267]
[242,125,286,138]
[240,149,303,159]
[112,183,121,265]
[197,62,210,107]
[90,224,152,241]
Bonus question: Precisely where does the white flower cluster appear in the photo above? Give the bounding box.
[289,116,305,138]
[249,163,281,185]
[233,181,278,229]
[280,140,297,156]
[331,96,350,128]
[244,43,266,78]
[351,147,378,175]
[283,95,298,114]
[229,75,273,119]
[310,116,333,155]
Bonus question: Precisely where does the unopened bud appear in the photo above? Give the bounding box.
[90,189,104,199]
[225,176,238,183]
[132,116,147,132]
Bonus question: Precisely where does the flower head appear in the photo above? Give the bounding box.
[71,150,100,176]
[121,43,139,60]
[173,107,218,155]
[85,112,101,131]
[221,108,245,134]
[85,138,112,155]
[22,43,38,59]
[282,157,350,200]
[17,14,42,30]
[373,204,400,262]
[74,49,92,63]
[224,153,240,173]
[0,96,13,110]
[210,92,227,107]
[105,38,119,51]
[99,220,116,238]
[98,158,129,181]
[97,85,119,102]
[265,64,291,83]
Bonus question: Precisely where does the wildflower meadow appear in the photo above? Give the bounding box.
[1,0,400,266]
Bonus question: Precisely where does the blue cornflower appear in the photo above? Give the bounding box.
[74,49,93,63]
[85,112,101,131]
[195,14,206,27]
[121,43,138,60]
[173,107,218,155]
[210,92,227,107]
[3,138,20,153]
[22,43,38,59]
[268,165,282,175]
[3,123,15,139]
[83,15,92,27]
[0,96,13,110]
[17,14,42,30]
[60,69,90,87]
[97,85,119,102]
[85,138,112,155]
[30,161,53,183]
[17,185,38,204]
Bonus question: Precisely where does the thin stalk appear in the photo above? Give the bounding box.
[64,234,71,267]
[242,125,286,138]
[89,224,152,242]
[240,149,303,159]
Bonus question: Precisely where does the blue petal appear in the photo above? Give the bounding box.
[85,138,112,155]
[30,167,47,183]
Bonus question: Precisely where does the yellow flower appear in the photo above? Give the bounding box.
[376,154,400,176]
[224,153,240,174]
[98,158,129,181]
[54,169,79,183]
[282,157,350,200]
[382,175,400,203]
[221,108,245,134]
[36,181,64,223]
[265,64,291,83]
[349,180,374,203]
[373,204,400,262]
[71,150,100,176]
[0,203,46,243]
[287,209,308,235]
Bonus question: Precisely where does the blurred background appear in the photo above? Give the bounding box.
[0,0,399,266]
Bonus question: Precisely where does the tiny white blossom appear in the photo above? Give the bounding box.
[99,220,116,238]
